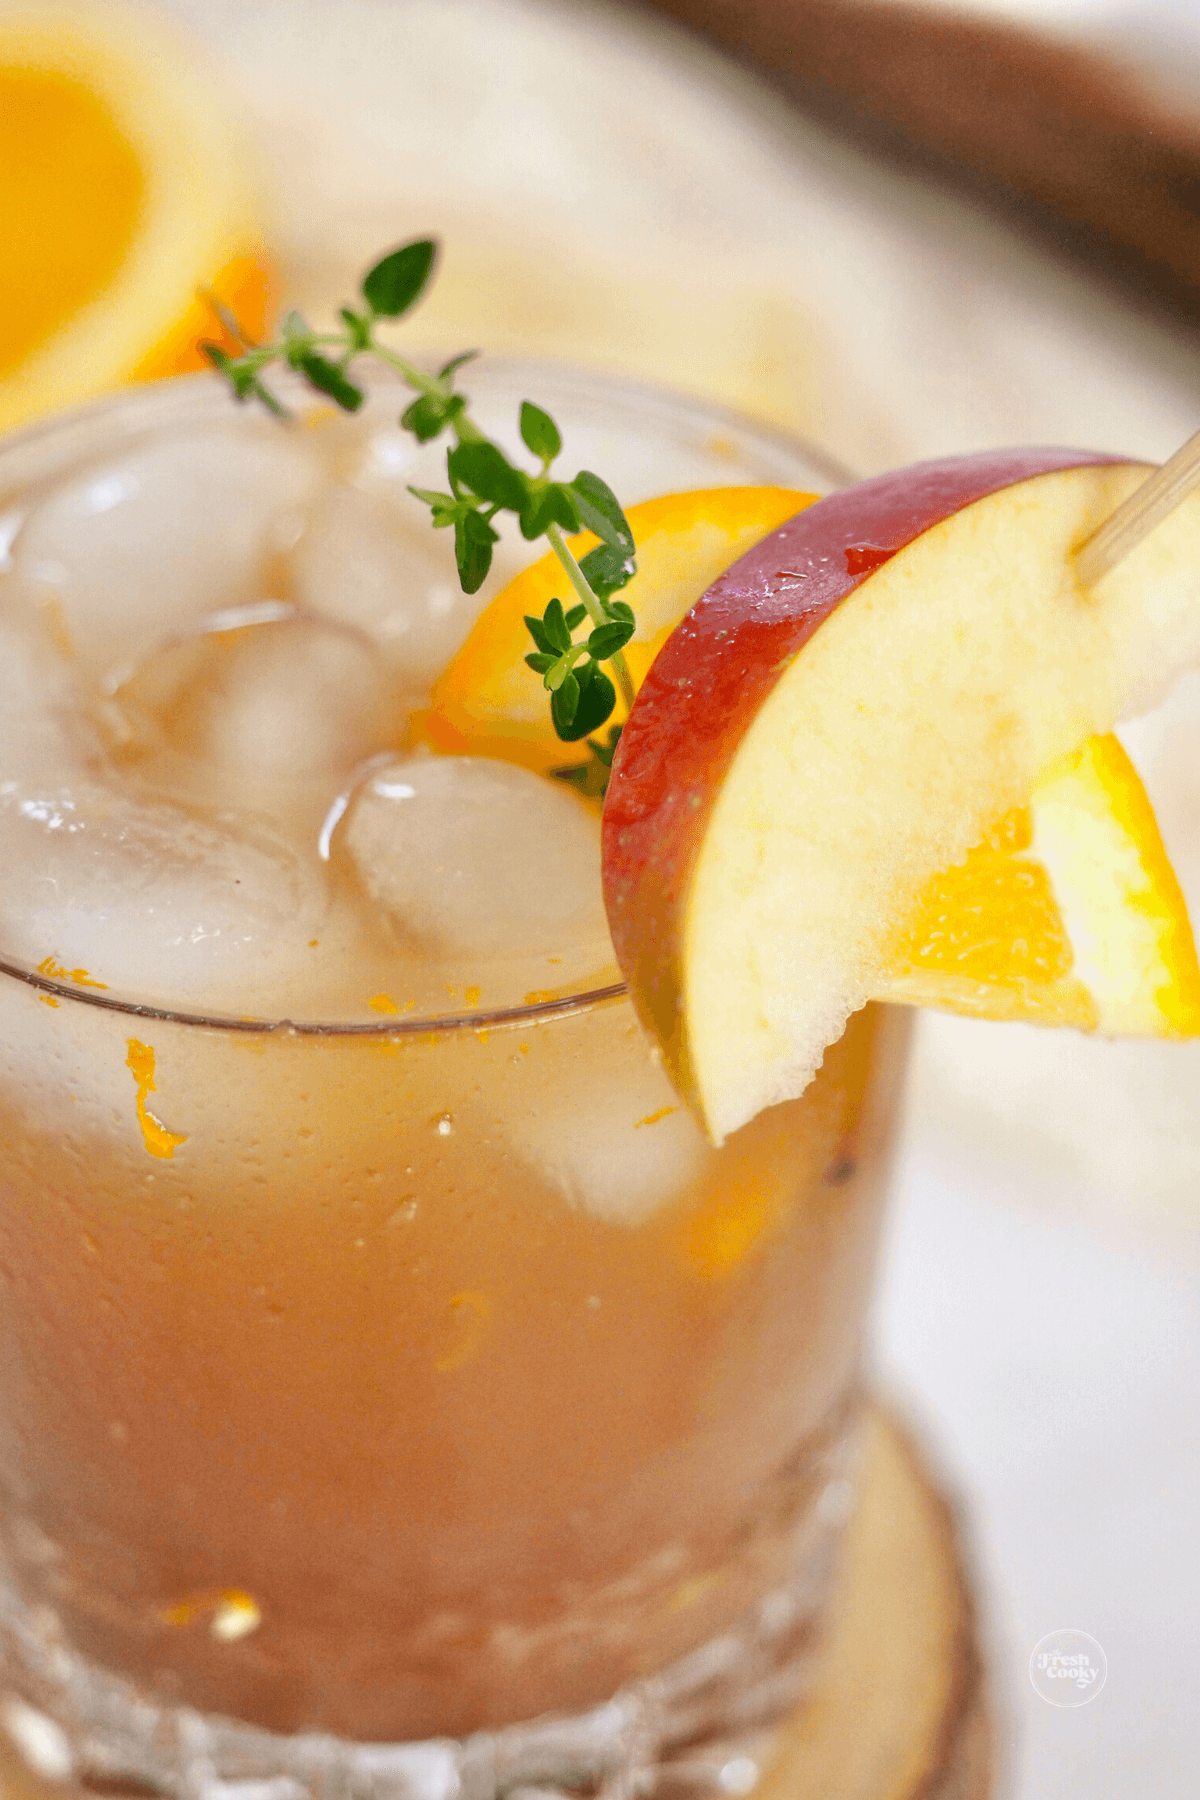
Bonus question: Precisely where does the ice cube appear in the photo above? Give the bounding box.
[508,1013,712,1227]
[117,612,405,795]
[0,603,95,781]
[0,778,325,1011]
[340,755,611,972]
[291,485,492,686]
[337,426,549,616]
[12,425,323,686]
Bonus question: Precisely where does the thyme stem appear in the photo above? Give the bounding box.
[546,522,636,711]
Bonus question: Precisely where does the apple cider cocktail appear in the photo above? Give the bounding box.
[0,369,910,1795]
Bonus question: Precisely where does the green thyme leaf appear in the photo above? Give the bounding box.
[551,670,581,730]
[524,613,555,655]
[578,540,636,600]
[518,481,580,541]
[520,401,562,463]
[524,651,557,675]
[338,306,373,351]
[586,619,634,660]
[362,239,437,318]
[407,485,469,530]
[296,351,364,411]
[203,343,256,400]
[454,508,498,593]
[570,470,634,554]
[439,348,480,380]
[249,378,288,419]
[402,391,465,442]
[564,603,588,630]
[448,440,530,512]
[553,659,616,741]
[541,598,574,654]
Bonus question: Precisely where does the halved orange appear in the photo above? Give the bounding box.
[0,1,271,433]
[881,732,1200,1035]
[418,486,818,773]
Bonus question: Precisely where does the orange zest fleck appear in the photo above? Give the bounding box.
[210,1590,262,1642]
[684,1180,775,1280]
[126,1040,187,1161]
[368,993,400,1014]
[635,1106,678,1128]
[162,1588,261,1641]
[37,954,108,989]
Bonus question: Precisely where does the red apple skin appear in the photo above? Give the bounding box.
[601,447,1118,1102]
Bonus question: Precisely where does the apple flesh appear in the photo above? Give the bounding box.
[601,449,1200,1142]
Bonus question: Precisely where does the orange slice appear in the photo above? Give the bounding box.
[419,486,817,773]
[0,1,271,433]
[880,732,1200,1035]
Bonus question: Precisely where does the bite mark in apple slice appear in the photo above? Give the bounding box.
[602,450,1200,1142]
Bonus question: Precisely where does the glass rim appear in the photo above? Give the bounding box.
[0,357,854,491]
[0,359,845,1035]
[0,952,630,1035]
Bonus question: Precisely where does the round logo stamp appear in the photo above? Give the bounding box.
[1029,1629,1107,1706]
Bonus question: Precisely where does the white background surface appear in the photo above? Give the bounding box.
[158,1,1200,1790]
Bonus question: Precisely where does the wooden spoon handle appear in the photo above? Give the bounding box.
[642,0,1200,322]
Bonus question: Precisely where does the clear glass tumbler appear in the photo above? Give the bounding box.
[0,366,910,1799]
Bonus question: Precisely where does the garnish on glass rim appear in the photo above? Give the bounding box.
[203,237,638,761]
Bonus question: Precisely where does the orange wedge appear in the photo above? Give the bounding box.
[880,732,1200,1035]
[419,486,817,774]
[0,1,271,433]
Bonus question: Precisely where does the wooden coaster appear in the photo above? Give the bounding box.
[0,1407,993,1800]
[758,1405,995,1800]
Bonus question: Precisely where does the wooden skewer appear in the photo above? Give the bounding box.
[1075,427,1200,587]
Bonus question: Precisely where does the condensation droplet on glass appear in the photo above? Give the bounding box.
[0,1697,73,1782]
[388,1198,419,1226]
[211,1591,262,1642]
[719,1757,760,1795]
[434,1113,454,1137]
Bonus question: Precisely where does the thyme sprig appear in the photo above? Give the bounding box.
[202,239,638,757]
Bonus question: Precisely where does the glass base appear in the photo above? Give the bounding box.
[0,1423,860,1800]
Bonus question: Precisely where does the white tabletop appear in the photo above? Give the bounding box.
[161,2,1200,1790]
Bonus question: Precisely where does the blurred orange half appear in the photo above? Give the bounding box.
[0,0,272,433]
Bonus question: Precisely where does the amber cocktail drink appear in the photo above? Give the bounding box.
[0,370,909,1796]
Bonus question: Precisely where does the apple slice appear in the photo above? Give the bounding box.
[601,450,1200,1142]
